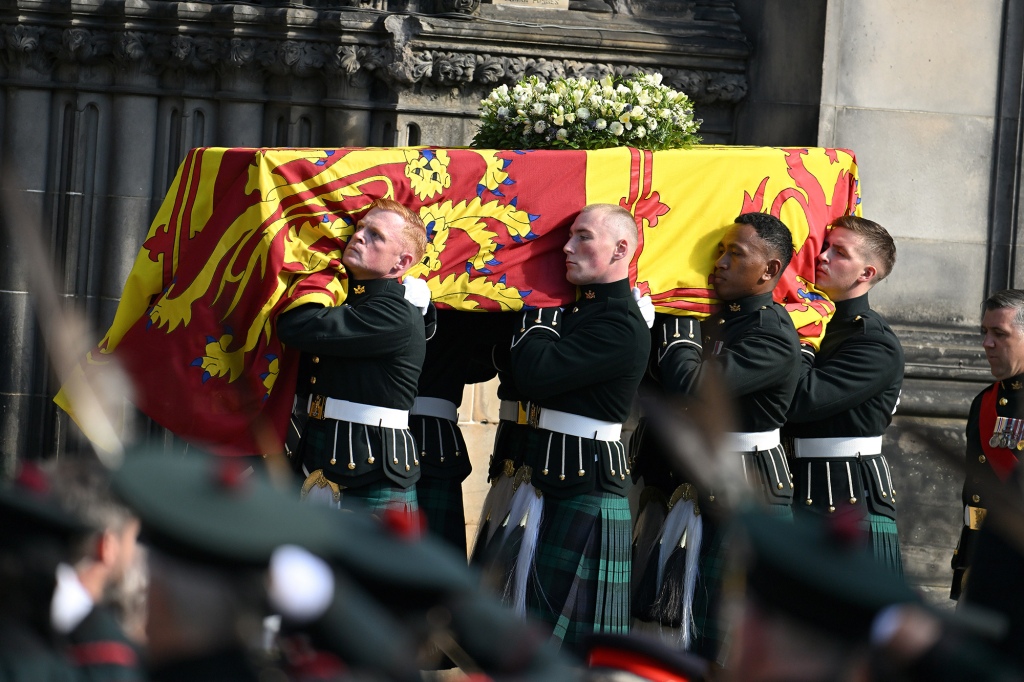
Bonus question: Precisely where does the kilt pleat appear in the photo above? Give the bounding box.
[869,512,904,575]
[528,492,631,656]
[416,476,467,556]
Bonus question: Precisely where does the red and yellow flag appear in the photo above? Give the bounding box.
[55,146,859,455]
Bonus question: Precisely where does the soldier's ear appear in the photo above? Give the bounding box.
[860,264,878,283]
[610,237,629,263]
[764,258,782,281]
[392,252,415,276]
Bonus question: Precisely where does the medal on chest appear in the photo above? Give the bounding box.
[989,415,1024,450]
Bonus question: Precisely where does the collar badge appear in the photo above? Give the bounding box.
[353,285,365,294]
[729,303,741,312]
[585,290,596,299]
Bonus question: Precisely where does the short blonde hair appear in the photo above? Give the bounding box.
[830,215,896,281]
[581,203,639,256]
[365,198,427,265]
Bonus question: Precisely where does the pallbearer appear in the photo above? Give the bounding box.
[785,216,904,573]
[506,203,651,656]
[277,198,429,515]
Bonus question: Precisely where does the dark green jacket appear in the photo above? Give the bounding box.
[277,277,425,409]
[657,291,801,432]
[786,294,904,437]
[276,277,426,488]
[952,373,1024,598]
[510,279,651,498]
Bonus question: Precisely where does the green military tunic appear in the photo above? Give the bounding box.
[277,277,426,504]
[785,293,904,573]
[951,372,1024,599]
[508,278,650,657]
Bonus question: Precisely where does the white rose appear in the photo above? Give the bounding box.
[534,120,547,133]
[532,103,545,116]
[556,128,568,140]
[577,107,590,121]
[652,72,663,85]
[632,106,646,119]
[595,118,607,130]
[497,106,509,117]
[609,121,624,136]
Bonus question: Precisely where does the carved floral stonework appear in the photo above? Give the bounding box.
[0,4,747,105]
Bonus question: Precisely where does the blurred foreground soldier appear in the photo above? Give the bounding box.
[870,602,1022,682]
[277,198,429,515]
[723,510,917,682]
[505,203,651,655]
[46,455,143,682]
[951,289,1024,599]
[110,449,423,681]
[785,216,904,574]
[633,213,800,659]
[0,463,89,682]
[112,449,576,682]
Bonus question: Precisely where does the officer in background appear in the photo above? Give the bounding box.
[951,289,1024,599]
[785,216,904,574]
[635,212,801,661]
[46,454,144,682]
[504,203,651,656]
[0,462,89,681]
[277,198,428,515]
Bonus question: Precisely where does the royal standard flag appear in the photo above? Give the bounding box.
[56,146,859,455]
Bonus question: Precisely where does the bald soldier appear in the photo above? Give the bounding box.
[278,198,429,515]
[504,203,650,656]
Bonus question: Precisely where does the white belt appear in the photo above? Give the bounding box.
[724,429,780,453]
[410,397,458,422]
[499,399,520,423]
[537,408,621,441]
[307,396,408,429]
[793,436,882,459]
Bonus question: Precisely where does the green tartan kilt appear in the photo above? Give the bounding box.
[527,492,631,657]
[868,512,903,575]
[416,476,468,556]
[339,481,419,516]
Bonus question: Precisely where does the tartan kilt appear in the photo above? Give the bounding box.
[339,481,418,516]
[416,476,468,556]
[527,491,631,657]
[868,512,904,575]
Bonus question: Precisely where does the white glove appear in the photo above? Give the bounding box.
[633,287,655,329]
[401,276,431,316]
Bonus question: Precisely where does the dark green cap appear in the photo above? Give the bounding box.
[111,449,338,566]
[737,510,919,641]
[0,462,89,547]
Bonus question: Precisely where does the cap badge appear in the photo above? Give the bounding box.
[585,290,596,299]
[353,285,365,294]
